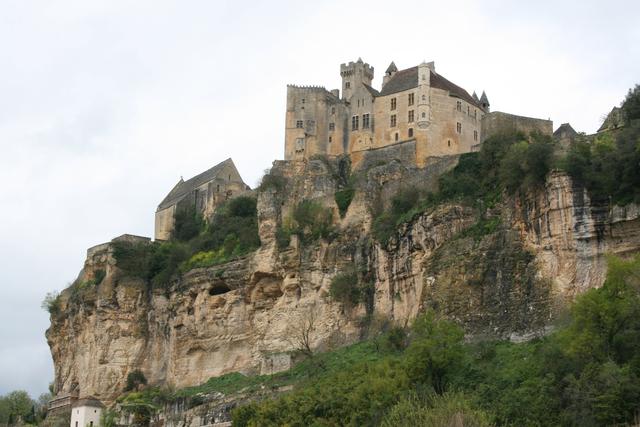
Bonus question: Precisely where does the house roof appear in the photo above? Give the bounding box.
[157,158,240,211]
[73,397,104,409]
[378,66,481,107]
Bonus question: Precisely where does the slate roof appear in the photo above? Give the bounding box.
[378,66,481,107]
[363,84,380,97]
[553,123,578,138]
[157,158,237,211]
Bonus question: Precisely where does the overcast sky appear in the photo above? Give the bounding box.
[0,0,638,398]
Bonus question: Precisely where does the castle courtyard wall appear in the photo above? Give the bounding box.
[481,111,552,141]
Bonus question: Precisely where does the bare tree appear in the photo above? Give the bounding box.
[286,307,318,357]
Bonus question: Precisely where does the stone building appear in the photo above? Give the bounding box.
[284,58,552,166]
[154,159,250,241]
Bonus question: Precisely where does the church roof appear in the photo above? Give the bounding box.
[378,66,481,107]
[157,158,239,211]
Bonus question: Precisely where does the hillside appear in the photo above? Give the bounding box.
[43,86,640,426]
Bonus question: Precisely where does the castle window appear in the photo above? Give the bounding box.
[345,81,351,89]
[474,130,478,141]
[456,101,462,112]
[390,98,397,110]
[331,107,335,114]
[351,115,359,131]
[422,112,426,118]
[467,106,470,115]
[329,136,332,143]
[408,110,415,123]
[217,184,220,192]
[302,98,305,104]
[408,93,414,106]
[362,114,370,129]
[456,122,462,133]
[474,110,477,119]
[395,132,399,141]
[228,175,231,181]
[390,114,397,127]
[357,99,360,107]
[329,122,335,131]
[448,140,451,147]
[296,120,303,128]
[408,128,414,138]
[422,94,426,101]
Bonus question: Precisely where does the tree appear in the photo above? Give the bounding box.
[125,370,147,392]
[621,84,640,123]
[286,307,318,357]
[405,312,465,394]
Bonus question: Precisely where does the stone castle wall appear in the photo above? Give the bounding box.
[481,111,552,141]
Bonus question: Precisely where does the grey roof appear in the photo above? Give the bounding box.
[480,91,489,105]
[378,66,481,107]
[73,397,104,409]
[363,84,380,97]
[157,158,239,211]
[553,123,578,138]
[385,61,398,74]
[472,91,479,101]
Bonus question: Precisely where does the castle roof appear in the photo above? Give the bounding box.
[157,158,242,211]
[385,61,398,74]
[553,123,578,138]
[363,83,380,97]
[378,66,481,107]
[480,91,490,105]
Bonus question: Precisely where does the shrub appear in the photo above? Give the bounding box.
[329,269,360,306]
[286,200,333,243]
[41,291,61,315]
[258,171,286,192]
[335,188,355,218]
[172,204,204,242]
[125,370,147,392]
[621,84,640,123]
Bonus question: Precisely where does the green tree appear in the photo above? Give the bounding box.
[621,84,640,123]
[405,312,465,394]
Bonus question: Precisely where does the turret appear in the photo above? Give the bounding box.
[480,91,490,112]
[417,61,433,129]
[340,57,374,101]
[382,61,398,88]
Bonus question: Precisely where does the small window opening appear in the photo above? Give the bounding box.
[395,132,399,141]
[408,128,414,138]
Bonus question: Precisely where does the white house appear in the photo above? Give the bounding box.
[70,397,104,427]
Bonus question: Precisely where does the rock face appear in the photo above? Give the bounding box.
[46,158,640,403]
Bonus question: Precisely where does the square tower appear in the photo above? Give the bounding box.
[340,58,374,102]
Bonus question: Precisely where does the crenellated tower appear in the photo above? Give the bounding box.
[339,58,374,101]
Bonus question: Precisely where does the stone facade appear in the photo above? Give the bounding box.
[284,58,552,166]
[154,159,250,240]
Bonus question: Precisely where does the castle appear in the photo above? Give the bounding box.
[154,58,553,240]
[285,58,552,165]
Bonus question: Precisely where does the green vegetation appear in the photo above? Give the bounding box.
[562,126,640,204]
[229,254,640,426]
[125,369,148,392]
[258,170,286,192]
[335,188,355,217]
[621,83,640,123]
[329,269,360,306]
[41,291,61,315]
[281,199,334,244]
[0,390,49,426]
[113,196,260,287]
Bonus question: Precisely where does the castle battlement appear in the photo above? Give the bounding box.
[287,84,329,91]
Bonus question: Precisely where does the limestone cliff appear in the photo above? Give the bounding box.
[46,157,640,404]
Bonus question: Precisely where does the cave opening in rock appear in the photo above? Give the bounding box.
[209,283,231,296]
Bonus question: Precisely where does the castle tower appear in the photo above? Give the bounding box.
[416,61,434,130]
[339,57,374,101]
